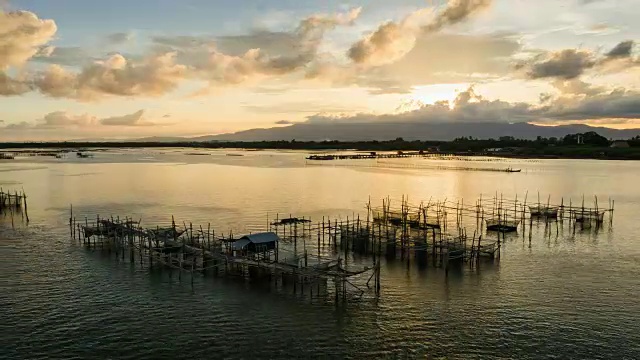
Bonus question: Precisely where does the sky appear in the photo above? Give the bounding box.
[0,0,639,140]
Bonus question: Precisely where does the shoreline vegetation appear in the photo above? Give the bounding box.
[1,132,639,160]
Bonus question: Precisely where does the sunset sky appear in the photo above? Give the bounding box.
[0,0,639,140]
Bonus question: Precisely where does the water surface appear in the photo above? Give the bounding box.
[2,149,639,359]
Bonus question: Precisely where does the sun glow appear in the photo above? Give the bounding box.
[396,84,467,113]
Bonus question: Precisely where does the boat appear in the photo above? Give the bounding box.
[485,218,520,232]
[76,152,93,158]
[505,167,521,172]
[529,205,559,218]
[271,217,311,226]
[226,153,244,157]
[0,153,15,160]
[574,210,605,224]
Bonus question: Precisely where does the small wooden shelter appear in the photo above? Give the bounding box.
[231,232,279,260]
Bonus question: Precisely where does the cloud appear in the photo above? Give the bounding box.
[1,7,362,100]
[0,109,154,130]
[215,31,301,57]
[347,21,420,66]
[541,89,640,121]
[518,41,639,81]
[304,84,640,125]
[0,5,517,101]
[106,32,134,45]
[32,46,90,66]
[243,101,360,114]
[32,64,77,97]
[598,41,640,74]
[99,110,151,126]
[0,10,57,69]
[575,23,619,35]
[606,40,634,59]
[212,17,356,68]
[151,35,214,49]
[151,7,361,90]
[373,32,520,87]
[590,24,610,32]
[395,99,427,113]
[251,86,292,94]
[205,7,361,83]
[312,32,521,94]
[0,71,32,95]
[368,84,414,95]
[347,0,492,66]
[36,111,97,128]
[1,4,634,109]
[422,0,492,33]
[35,52,188,100]
[4,121,31,130]
[0,10,57,96]
[551,79,606,96]
[523,49,596,80]
[306,86,528,124]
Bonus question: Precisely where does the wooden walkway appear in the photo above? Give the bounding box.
[306,152,424,161]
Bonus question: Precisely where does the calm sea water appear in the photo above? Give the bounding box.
[2,149,639,359]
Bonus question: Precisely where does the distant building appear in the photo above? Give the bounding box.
[610,141,630,148]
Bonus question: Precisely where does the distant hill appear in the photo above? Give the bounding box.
[127,136,192,143]
[185,122,640,142]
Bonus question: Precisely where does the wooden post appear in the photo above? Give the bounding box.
[70,204,73,237]
[322,216,325,246]
[121,223,125,260]
[611,199,614,225]
[376,261,381,295]
[333,219,338,249]
[179,242,183,281]
[139,235,144,265]
[23,193,29,223]
[129,221,134,263]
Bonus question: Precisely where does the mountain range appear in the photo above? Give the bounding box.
[131,122,640,143]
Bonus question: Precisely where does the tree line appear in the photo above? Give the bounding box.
[0,131,638,153]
